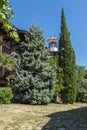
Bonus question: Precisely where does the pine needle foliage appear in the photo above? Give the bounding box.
[11,24,56,104]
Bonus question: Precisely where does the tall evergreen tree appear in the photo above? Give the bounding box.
[59,8,77,103]
[11,24,56,104]
[76,65,87,102]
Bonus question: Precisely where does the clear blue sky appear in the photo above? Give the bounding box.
[9,0,87,67]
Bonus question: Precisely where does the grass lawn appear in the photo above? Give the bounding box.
[0,103,87,130]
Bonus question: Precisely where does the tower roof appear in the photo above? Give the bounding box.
[47,36,58,44]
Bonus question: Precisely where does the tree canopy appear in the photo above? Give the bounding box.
[59,8,77,103]
[11,24,56,104]
[0,0,20,42]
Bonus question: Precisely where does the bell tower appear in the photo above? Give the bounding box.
[47,36,58,54]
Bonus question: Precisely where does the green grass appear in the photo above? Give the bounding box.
[0,103,87,130]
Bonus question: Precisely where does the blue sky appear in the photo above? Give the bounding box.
[9,0,87,67]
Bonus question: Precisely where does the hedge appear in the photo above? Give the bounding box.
[0,87,13,104]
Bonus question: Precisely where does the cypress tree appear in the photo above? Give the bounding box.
[11,24,56,104]
[59,8,77,103]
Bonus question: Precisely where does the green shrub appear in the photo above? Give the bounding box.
[0,87,13,104]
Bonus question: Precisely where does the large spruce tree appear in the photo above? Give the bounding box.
[59,8,77,103]
[11,24,56,104]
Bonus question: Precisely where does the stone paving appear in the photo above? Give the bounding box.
[41,106,87,130]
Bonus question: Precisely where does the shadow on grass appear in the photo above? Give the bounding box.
[41,105,87,130]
